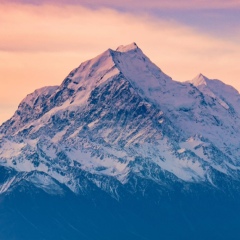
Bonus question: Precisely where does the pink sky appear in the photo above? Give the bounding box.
[3,0,240,9]
[0,2,240,124]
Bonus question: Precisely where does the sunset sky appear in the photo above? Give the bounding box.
[1,0,240,124]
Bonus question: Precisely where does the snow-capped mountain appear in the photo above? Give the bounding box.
[2,43,240,240]
[1,42,240,197]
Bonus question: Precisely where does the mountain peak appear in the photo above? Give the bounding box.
[191,73,209,86]
[116,42,139,53]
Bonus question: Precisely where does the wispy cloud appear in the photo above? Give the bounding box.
[1,4,239,53]
[2,0,240,10]
[0,3,240,124]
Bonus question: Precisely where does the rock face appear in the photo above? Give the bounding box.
[1,43,240,239]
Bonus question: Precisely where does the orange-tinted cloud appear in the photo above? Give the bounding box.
[0,3,240,124]
[2,0,240,9]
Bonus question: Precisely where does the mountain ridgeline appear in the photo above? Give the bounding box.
[1,43,240,240]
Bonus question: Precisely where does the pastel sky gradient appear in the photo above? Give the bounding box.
[0,1,240,124]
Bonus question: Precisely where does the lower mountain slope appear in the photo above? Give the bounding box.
[1,164,240,240]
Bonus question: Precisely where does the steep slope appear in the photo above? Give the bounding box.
[0,86,58,135]
[188,73,240,163]
[191,73,240,114]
